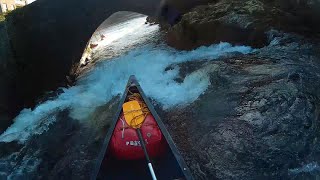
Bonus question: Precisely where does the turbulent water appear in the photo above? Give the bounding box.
[1,12,319,180]
[0,12,254,179]
[0,14,253,144]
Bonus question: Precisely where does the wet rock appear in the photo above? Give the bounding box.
[166,0,320,50]
[146,16,160,25]
[160,33,320,179]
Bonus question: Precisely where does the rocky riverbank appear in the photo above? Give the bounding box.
[165,0,320,50]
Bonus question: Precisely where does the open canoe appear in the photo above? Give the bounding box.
[91,75,193,180]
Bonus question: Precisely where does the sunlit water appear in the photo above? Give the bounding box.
[0,13,254,178]
[0,15,254,144]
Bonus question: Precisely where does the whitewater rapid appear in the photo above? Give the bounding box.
[0,14,254,144]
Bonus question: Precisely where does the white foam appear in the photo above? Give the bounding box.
[0,42,253,143]
[0,16,254,144]
[289,162,320,175]
[95,16,148,47]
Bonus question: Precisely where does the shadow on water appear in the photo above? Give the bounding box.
[0,96,120,179]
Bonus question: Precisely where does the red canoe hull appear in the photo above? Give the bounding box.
[110,114,167,160]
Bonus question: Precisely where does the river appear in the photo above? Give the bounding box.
[0,12,319,180]
[0,12,253,179]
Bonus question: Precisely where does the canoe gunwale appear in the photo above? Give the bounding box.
[90,77,129,180]
[91,75,194,180]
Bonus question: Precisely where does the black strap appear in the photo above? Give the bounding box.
[137,128,151,163]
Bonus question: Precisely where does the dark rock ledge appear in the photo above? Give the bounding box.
[164,0,320,50]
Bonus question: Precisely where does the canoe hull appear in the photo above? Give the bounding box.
[109,114,167,160]
[91,75,193,180]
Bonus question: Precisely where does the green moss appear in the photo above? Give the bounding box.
[0,13,6,22]
[243,0,265,14]
[0,7,22,23]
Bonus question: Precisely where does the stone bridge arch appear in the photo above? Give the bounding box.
[7,0,162,108]
[4,0,210,119]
